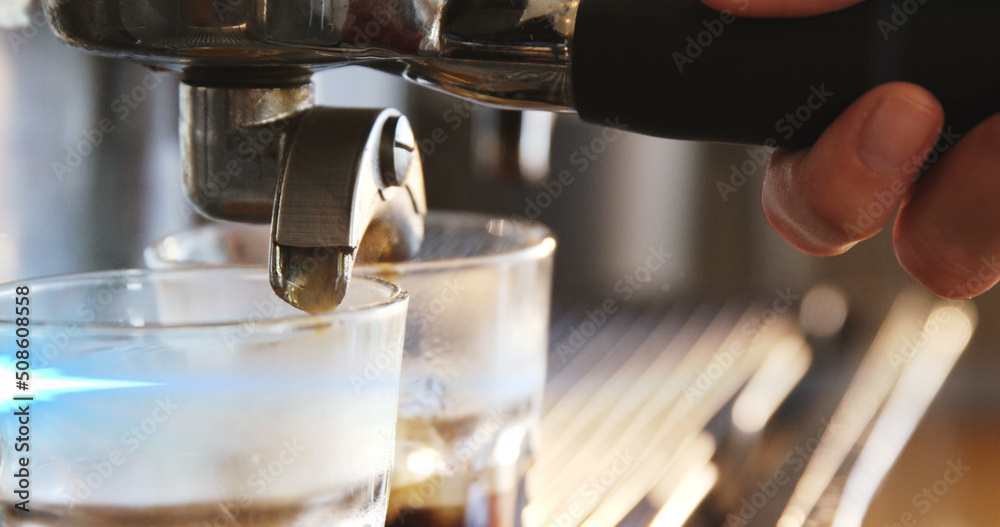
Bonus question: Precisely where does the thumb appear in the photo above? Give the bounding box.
[700,0,867,18]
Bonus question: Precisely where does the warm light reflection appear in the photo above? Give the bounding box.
[404,447,440,480]
[777,506,806,527]
[733,335,812,434]
[649,463,719,527]
[799,284,849,339]
[493,426,527,466]
[778,297,976,527]
[521,501,550,527]
[518,111,556,183]
[830,305,974,527]
[777,290,933,526]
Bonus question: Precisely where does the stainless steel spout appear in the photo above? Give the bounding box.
[181,80,426,313]
[270,107,426,313]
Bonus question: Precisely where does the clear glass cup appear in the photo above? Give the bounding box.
[0,268,408,527]
[145,211,556,527]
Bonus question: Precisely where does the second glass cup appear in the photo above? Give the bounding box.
[146,211,556,527]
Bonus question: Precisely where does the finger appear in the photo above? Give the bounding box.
[762,82,944,255]
[700,0,866,18]
[894,116,1000,298]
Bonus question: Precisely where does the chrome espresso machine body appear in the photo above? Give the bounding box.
[25,0,1000,311]
[37,0,582,311]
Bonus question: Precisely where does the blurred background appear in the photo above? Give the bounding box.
[1,16,998,526]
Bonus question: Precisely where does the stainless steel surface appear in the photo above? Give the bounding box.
[785,300,976,527]
[472,109,557,184]
[534,290,976,527]
[270,107,427,313]
[43,0,578,110]
[531,300,807,527]
[181,82,314,222]
[0,19,187,281]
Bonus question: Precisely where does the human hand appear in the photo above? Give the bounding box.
[702,0,1000,299]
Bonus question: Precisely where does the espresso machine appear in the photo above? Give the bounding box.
[5,0,1000,525]
[17,0,1000,314]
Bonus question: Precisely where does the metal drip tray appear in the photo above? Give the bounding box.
[534,289,978,527]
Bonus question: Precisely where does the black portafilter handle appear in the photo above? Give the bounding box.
[572,0,1000,149]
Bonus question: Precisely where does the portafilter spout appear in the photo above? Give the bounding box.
[181,78,426,313]
[269,108,427,314]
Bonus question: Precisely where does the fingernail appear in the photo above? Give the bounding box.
[895,232,999,299]
[858,95,940,173]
